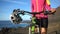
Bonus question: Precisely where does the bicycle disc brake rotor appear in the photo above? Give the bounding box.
[10,14,22,24]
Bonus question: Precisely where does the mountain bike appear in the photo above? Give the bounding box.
[10,9,55,34]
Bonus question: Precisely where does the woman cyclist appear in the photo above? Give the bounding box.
[31,0,56,34]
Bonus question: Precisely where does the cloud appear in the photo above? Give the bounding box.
[2,0,27,5]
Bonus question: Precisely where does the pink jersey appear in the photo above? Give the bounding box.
[31,0,51,19]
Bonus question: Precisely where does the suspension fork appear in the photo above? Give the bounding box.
[29,17,36,34]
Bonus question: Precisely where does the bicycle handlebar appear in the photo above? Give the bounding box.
[18,10,55,15]
[13,9,56,16]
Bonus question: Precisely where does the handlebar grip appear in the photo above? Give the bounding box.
[44,11,56,15]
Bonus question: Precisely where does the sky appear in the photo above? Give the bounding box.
[0,0,60,20]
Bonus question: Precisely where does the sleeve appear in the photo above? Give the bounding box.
[46,0,51,11]
[46,0,50,5]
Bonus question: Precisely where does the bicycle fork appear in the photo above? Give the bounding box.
[29,25,40,34]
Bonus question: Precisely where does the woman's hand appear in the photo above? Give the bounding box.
[51,8,56,13]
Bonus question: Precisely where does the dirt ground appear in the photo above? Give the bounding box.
[0,22,60,34]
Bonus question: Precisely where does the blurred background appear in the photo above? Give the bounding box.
[0,0,60,34]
